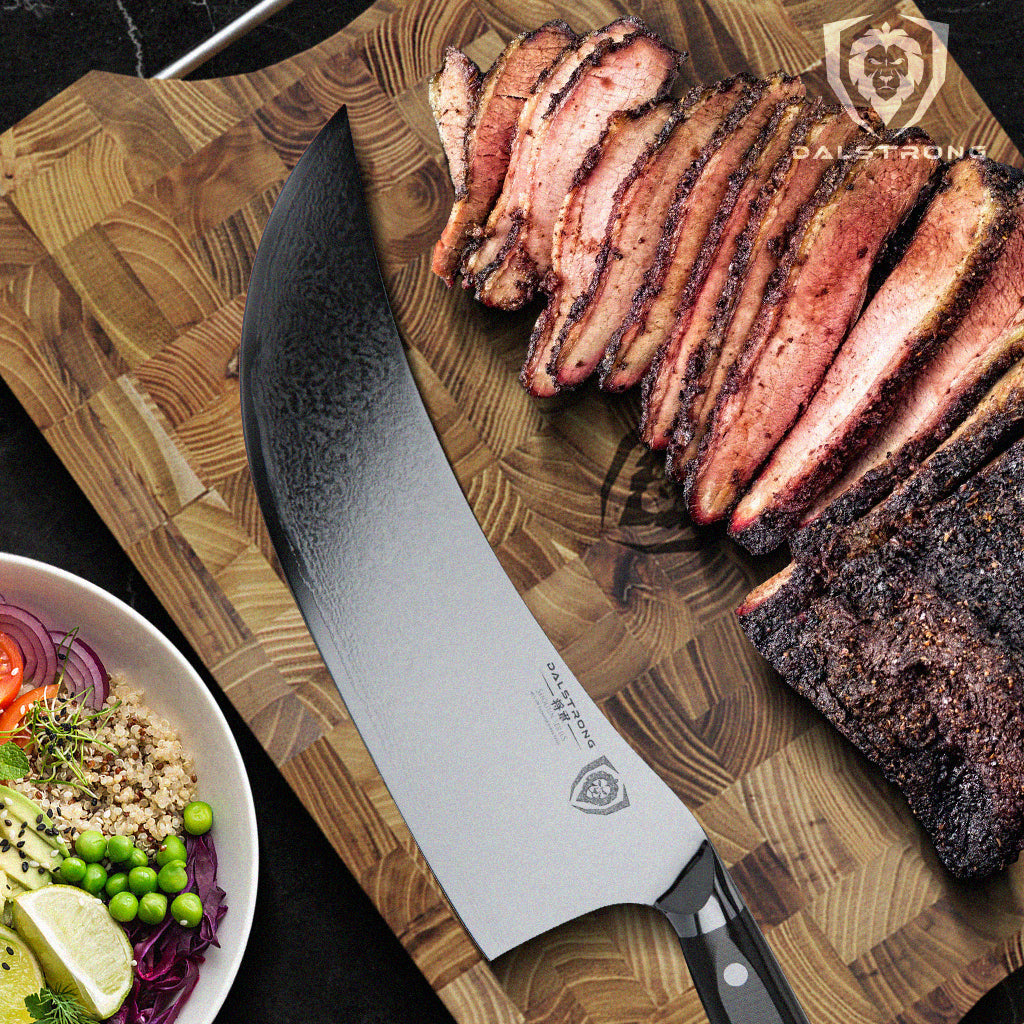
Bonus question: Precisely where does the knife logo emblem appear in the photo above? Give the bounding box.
[569,756,630,816]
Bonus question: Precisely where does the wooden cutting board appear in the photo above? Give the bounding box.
[2,2,1022,1021]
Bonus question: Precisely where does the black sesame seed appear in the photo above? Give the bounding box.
[2,962,9,970]
[20,861,28,872]
[4,946,12,955]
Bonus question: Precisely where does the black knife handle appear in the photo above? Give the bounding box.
[655,842,810,1024]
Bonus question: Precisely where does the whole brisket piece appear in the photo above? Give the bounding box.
[528,75,757,397]
[464,20,682,309]
[800,179,1024,540]
[685,129,940,525]
[429,47,482,197]
[598,73,806,393]
[520,100,675,396]
[653,106,870,458]
[730,156,1020,555]
[431,21,577,285]
[738,435,1024,880]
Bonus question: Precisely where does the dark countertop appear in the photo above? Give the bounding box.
[1,2,1023,1023]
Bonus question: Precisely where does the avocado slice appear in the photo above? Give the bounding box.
[0,815,63,872]
[0,843,51,890]
[0,875,26,926]
[0,785,68,855]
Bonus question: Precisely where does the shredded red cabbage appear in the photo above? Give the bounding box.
[110,832,227,1024]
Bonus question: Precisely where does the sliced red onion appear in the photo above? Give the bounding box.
[49,631,109,709]
[0,604,58,687]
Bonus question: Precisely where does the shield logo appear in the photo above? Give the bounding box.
[824,15,948,131]
[570,756,630,816]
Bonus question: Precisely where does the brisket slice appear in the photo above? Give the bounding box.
[520,100,675,396]
[460,20,634,291]
[598,73,806,393]
[605,92,807,398]
[431,21,576,286]
[685,128,940,525]
[429,47,481,196]
[465,20,682,310]
[527,75,758,397]
[656,106,869,458]
[794,353,1024,565]
[799,180,1024,540]
[730,156,1020,555]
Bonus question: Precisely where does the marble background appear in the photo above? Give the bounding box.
[2,2,1024,1022]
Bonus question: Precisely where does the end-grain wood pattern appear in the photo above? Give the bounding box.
[1,2,1021,1022]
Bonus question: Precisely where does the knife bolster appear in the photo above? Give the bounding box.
[654,841,743,938]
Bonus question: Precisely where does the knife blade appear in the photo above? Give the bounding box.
[239,104,810,1024]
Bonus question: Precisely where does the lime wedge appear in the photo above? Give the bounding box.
[11,885,133,1020]
[0,923,45,1024]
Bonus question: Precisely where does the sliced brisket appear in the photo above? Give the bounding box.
[520,100,675,396]
[604,94,806,399]
[800,180,1024,539]
[530,75,757,397]
[431,21,576,285]
[429,47,482,197]
[685,129,940,525]
[730,156,1020,555]
[653,106,869,458]
[598,73,806,393]
[465,20,682,310]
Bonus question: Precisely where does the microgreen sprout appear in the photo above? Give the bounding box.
[20,690,122,799]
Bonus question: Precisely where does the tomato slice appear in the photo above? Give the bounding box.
[0,684,59,746]
[0,631,24,711]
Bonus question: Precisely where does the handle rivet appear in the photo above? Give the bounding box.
[723,962,748,987]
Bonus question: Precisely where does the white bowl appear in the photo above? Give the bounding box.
[0,552,258,1024]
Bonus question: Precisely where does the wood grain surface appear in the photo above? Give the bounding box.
[1,2,1022,1022]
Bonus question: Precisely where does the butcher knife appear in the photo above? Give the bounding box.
[239,105,809,1024]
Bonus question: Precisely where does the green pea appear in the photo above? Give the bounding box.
[128,865,158,896]
[105,872,129,898]
[58,856,87,884]
[155,835,187,868]
[182,801,213,837]
[105,835,134,864]
[108,891,139,924]
[81,862,108,896]
[170,892,203,929]
[137,892,167,926]
[157,859,188,894]
[127,847,149,869]
[74,829,106,864]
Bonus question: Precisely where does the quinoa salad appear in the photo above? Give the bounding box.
[12,675,199,857]
[0,598,227,1024]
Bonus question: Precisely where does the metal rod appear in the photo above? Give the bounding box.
[153,0,296,79]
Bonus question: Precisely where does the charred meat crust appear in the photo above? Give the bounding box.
[731,157,1022,555]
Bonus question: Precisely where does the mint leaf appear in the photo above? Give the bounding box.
[0,740,30,780]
